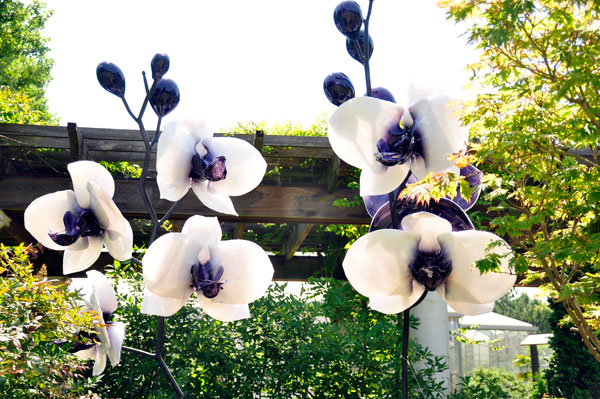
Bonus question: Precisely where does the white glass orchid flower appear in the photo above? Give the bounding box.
[69,270,125,376]
[141,215,274,322]
[24,161,133,274]
[156,120,267,215]
[343,212,516,315]
[328,92,468,196]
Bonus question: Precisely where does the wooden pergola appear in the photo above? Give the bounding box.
[0,122,370,279]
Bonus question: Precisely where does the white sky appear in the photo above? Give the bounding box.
[43,0,479,132]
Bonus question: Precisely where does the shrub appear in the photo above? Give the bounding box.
[449,367,533,399]
[0,244,99,398]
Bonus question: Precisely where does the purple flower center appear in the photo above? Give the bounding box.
[190,261,224,299]
[374,115,416,167]
[409,251,452,291]
[190,148,227,182]
[49,209,102,246]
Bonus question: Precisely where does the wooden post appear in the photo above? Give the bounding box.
[283,223,314,261]
[67,122,82,161]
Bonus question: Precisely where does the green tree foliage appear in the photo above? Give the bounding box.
[222,115,328,137]
[0,244,99,398]
[542,299,600,399]
[493,289,552,333]
[442,0,600,361]
[0,0,55,123]
[96,263,448,398]
[449,367,533,399]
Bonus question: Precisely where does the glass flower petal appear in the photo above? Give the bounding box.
[342,229,420,298]
[93,348,108,376]
[141,289,189,317]
[438,230,515,305]
[407,95,468,179]
[86,270,118,315]
[87,180,132,261]
[156,122,198,201]
[197,296,251,322]
[63,236,104,275]
[180,215,222,249]
[400,212,452,253]
[68,161,115,208]
[368,281,426,314]
[439,287,495,315]
[24,190,79,251]
[328,96,406,173]
[191,180,237,215]
[211,240,274,305]
[106,321,125,367]
[142,233,198,301]
[201,137,267,196]
[359,162,410,196]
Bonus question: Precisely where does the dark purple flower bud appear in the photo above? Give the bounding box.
[150,79,180,117]
[151,53,170,81]
[346,30,373,64]
[323,72,355,106]
[370,87,396,103]
[96,62,126,98]
[334,1,363,39]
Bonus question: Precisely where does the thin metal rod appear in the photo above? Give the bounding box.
[363,0,374,96]
[401,308,410,399]
[118,73,185,398]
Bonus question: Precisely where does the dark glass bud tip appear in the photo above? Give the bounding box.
[151,53,170,81]
[96,62,126,98]
[323,72,355,106]
[150,79,180,117]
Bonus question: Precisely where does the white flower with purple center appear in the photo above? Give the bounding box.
[328,92,468,196]
[69,271,125,376]
[343,211,516,315]
[24,161,133,274]
[156,120,267,216]
[141,215,274,322]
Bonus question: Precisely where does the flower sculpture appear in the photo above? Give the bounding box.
[69,271,125,376]
[328,92,468,196]
[343,211,516,315]
[141,215,274,321]
[24,161,133,274]
[156,120,267,215]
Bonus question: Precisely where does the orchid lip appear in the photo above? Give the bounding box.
[68,329,99,353]
[190,149,227,182]
[49,209,102,246]
[191,261,225,299]
[409,250,452,291]
[374,119,416,167]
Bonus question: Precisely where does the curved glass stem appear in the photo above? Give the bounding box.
[363,0,374,96]
[118,73,185,398]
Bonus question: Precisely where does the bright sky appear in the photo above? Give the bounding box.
[43,0,479,132]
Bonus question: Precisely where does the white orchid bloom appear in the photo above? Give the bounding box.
[69,271,125,376]
[328,92,468,196]
[343,212,516,315]
[24,161,133,274]
[156,120,267,215]
[141,215,274,322]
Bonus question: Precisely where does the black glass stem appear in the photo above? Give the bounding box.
[117,70,185,398]
[363,0,374,96]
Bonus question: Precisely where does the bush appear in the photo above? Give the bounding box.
[96,262,448,398]
[0,244,99,398]
[449,367,533,399]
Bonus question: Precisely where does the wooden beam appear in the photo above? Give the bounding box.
[0,175,371,225]
[283,223,314,261]
[253,130,264,152]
